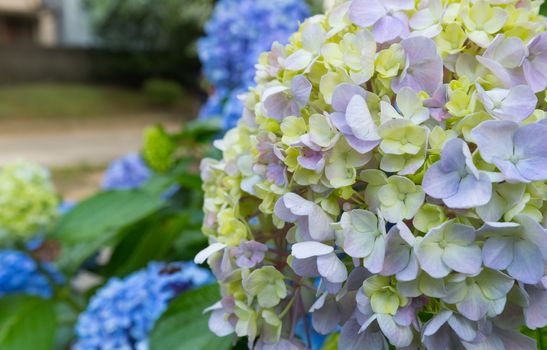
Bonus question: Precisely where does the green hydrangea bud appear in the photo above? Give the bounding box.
[142,125,176,173]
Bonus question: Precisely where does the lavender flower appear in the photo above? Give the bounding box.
[102,154,151,190]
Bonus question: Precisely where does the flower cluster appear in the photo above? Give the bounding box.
[74,262,213,350]
[197,0,310,129]
[198,0,547,348]
[0,250,63,299]
[0,161,59,239]
[102,154,151,190]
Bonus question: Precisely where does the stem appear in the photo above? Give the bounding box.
[279,291,297,319]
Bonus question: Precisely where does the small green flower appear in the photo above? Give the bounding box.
[378,119,429,175]
[413,204,447,233]
[363,276,408,315]
[244,266,287,308]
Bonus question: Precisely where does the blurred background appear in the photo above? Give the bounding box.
[1,0,320,202]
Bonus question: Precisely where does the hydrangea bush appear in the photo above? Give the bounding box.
[198,0,310,129]
[0,161,59,239]
[197,0,547,348]
[74,262,213,350]
[0,250,64,299]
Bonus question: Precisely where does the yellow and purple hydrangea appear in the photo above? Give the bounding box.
[197,1,547,348]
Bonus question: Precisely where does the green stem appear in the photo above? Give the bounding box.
[537,328,544,350]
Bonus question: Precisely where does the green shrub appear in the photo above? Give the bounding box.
[143,79,184,107]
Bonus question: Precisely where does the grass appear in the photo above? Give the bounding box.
[0,83,197,119]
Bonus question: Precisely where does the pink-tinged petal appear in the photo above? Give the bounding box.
[443,173,492,209]
[317,252,348,283]
[291,75,312,107]
[422,163,460,199]
[442,244,482,275]
[507,240,544,284]
[457,284,489,321]
[471,120,518,163]
[331,83,367,112]
[349,0,386,27]
[415,242,451,278]
[483,237,514,270]
[376,314,413,347]
[292,241,334,259]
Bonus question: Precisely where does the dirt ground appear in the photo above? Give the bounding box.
[0,113,184,201]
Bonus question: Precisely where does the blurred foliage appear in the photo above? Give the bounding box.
[143,79,184,107]
[143,125,177,173]
[84,0,216,88]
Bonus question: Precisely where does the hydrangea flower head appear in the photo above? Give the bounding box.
[0,249,63,299]
[0,161,59,239]
[74,262,213,350]
[198,1,547,348]
[198,0,310,129]
[102,154,151,190]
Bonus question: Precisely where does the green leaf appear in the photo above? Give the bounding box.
[541,2,547,16]
[52,190,165,273]
[150,284,233,350]
[321,333,339,350]
[522,326,547,350]
[103,211,192,277]
[0,296,56,350]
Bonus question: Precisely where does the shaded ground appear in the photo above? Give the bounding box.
[0,83,202,201]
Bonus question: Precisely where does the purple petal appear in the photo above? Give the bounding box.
[376,314,413,347]
[291,256,319,278]
[458,284,489,321]
[312,297,341,334]
[372,15,407,43]
[507,240,544,284]
[422,163,460,199]
[331,83,367,112]
[471,120,518,163]
[443,244,482,275]
[483,237,514,270]
[524,286,547,329]
[443,173,492,209]
[447,314,477,342]
[349,0,386,27]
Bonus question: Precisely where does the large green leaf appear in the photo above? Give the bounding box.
[0,296,56,350]
[52,190,165,272]
[150,284,233,350]
[541,2,546,16]
[103,211,191,277]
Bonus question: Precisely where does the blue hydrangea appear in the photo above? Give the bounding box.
[198,0,309,129]
[0,250,64,299]
[102,154,151,190]
[74,262,214,350]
